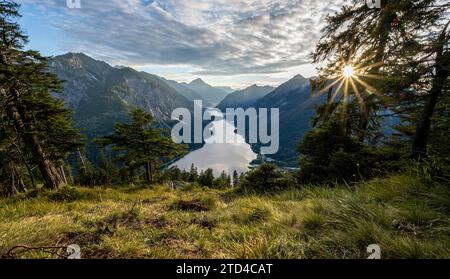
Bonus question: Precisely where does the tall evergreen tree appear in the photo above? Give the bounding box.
[312,0,448,141]
[198,168,214,187]
[411,21,450,157]
[0,1,82,189]
[97,109,186,183]
[188,164,199,183]
[311,0,449,156]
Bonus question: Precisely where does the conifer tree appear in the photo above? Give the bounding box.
[311,0,449,162]
[312,0,448,143]
[0,1,82,189]
[97,109,186,183]
[411,21,450,157]
[199,168,214,187]
[188,164,199,182]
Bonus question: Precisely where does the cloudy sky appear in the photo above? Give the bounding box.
[18,0,348,88]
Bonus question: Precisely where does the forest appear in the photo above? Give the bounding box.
[0,0,449,259]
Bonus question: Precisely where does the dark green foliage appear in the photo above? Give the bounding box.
[298,120,402,184]
[47,53,195,164]
[305,0,450,184]
[96,109,187,184]
[410,155,450,185]
[213,171,232,189]
[188,164,199,182]
[73,152,124,187]
[164,166,184,181]
[240,164,292,193]
[163,166,232,189]
[198,169,214,188]
[0,1,82,190]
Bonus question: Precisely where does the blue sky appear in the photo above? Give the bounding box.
[17,0,347,88]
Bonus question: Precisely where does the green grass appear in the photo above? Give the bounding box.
[0,175,449,259]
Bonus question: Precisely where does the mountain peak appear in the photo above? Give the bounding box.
[292,74,307,80]
[58,52,91,60]
[53,52,110,70]
[189,78,207,86]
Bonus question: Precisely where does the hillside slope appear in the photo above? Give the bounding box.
[48,53,193,139]
[1,175,449,259]
[254,75,327,165]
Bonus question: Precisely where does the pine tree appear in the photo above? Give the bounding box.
[0,112,28,195]
[188,164,199,182]
[311,0,449,165]
[213,170,231,189]
[240,164,286,193]
[411,21,450,157]
[312,0,448,143]
[199,168,214,187]
[97,109,186,184]
[0,1,82,189]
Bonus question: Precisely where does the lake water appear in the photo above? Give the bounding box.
[172,117,258,176]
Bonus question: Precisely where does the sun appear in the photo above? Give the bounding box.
[343,65,355,78]
[318,61,385,120]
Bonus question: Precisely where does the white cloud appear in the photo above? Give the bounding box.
[19,0,348,85]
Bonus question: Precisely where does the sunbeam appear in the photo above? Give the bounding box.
[323,61,384,123]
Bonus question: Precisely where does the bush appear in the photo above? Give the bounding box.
[409,155,450,184]
[297,121,395,184]
[240,164,293,193]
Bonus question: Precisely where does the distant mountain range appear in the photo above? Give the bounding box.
[216,86,235,94]
[48,53,327,166]
[48,53,195,141]
[217,85,275,110]
[182,78,232,106]
[159,78,213,107]
[254,75,326,165]
[216,75,326,166]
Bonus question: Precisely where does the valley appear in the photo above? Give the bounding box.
[49,53,327,170]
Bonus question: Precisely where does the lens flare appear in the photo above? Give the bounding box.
[316,61,387,127]
[343,65,355,78]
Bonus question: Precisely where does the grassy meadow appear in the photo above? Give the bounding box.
[1,174,449,259]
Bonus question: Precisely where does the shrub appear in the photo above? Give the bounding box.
[409,155,450,184]
[297,121,395,184]
[240,164,293,193]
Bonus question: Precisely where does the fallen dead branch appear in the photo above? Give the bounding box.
[3,245,68,259]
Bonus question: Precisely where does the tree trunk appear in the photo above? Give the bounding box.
[11,171,18,196]
[12,140,36,189]
[412,23,449,159]
[374,12,396,68]
[14,167,27,193]
[358,9,396,141]
[60,165,68,185]
[325,86,333,117]
[77,149,87,174]
[411,75,447,158]
[0,87,65,189]
[145,162,153,183]
[412,63,449,157]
